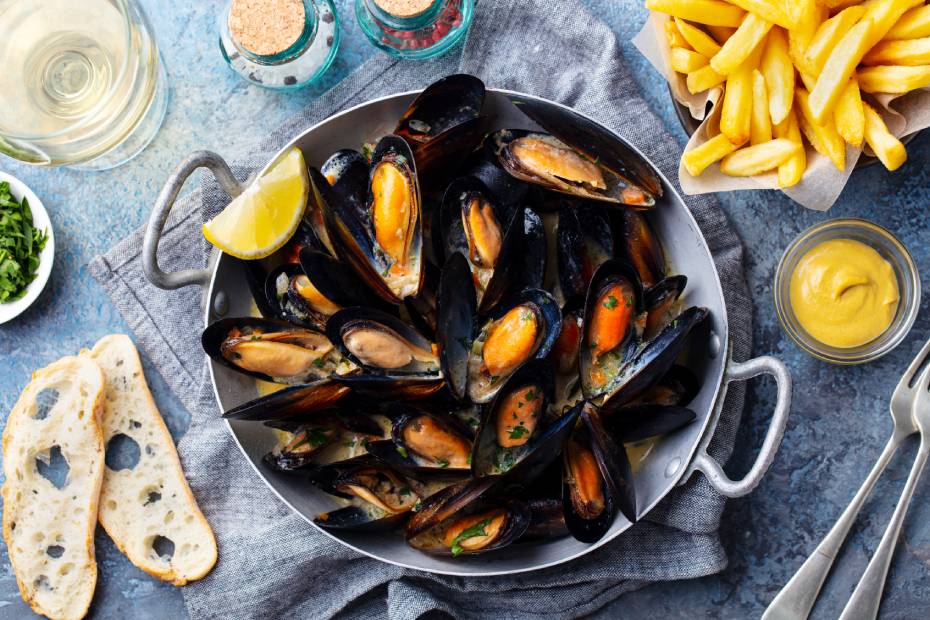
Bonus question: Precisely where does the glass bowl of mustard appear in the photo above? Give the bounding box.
[774,218,920,364]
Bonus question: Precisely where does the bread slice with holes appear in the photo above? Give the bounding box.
[2,356,106,620]
[85,335,216,586]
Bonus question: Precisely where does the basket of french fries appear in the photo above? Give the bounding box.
[633,0,930,210]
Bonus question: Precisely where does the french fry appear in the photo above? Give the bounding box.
[750,70,773,144]
[719,139,802,176]
[707,25,737,43]
[710,13,774,75]
[808,20,874,123]
[671,47,709,72]
[796,87,846,171]
[686,64,726,93]
[773,109,806,187]
[788,0,821,39]
[799,70,818,92]
[858,64,930,92]
[675,17,722,57]
[884,4,930,40]
[863,36,930,65]
[834,77,865,147]
[666,19,692,48]
[863,102,907,170]
[818,0,865,9]
[682,133,739,176]
[788,5,826,75]
[862,0,925,49]
[645,0,746,27]
[724,0,792,29]
[760,28,794,125]
[719,48,762,145]
[804,5,867,72]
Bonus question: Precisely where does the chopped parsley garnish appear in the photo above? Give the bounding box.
[508,425,528,440]
[413,500,423,512]
[603,295,618,310]
[396,445,409,459]
[0,181,48,303]
[524,389,536,400]
[436,459,450,468]
[450,518,492,557]
[399,486,411,497]
[313,358,325,369]
[307,428,330,448]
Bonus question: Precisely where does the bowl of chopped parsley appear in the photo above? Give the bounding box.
[0,172,53,324]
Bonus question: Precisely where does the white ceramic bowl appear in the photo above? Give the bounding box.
[0,172,54,324]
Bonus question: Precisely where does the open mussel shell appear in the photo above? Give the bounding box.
[466,288,562,404]
[643,275,687,341]
[506,94,662,206]
[632,364,700,407]
[436,252,476,401]
[327,307,440,377]
[470,359,555,478]
[599,306,710,414]
[312,459,421,531]
[557,203,614,301]
[263,411,385,472]
[394,74,486,178]
[461,154,529,212]
[492,128,657,208]
[549,298,585,408]
[321,149,369,225]
[298,247,389,311]
[405,478,530,556]
[579,260,645,399]
[562,403,635,543]
[616,210,666,288]
[520,208,547,291]
[223,378,350,421]
[605,405,696,444]
[264,263,337,330]
[367,406,474,473]
[522,498,569,541]
[202,317,338,384]
[439,176,525,313]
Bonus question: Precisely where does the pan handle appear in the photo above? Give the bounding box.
[685,355,792,498]
[142,151,242,290]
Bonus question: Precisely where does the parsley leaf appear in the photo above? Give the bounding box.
[0,182,47,303]
[436,458,450,468]
[508,425,528,440]
[603,295,618,310]
[396,445,409,459]
[450,518,492,557]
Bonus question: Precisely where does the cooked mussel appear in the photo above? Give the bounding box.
[394,74,486,178]
[506,94,662,206]
[314,461,421,531]
[549,299,584,408]
[263,411,385,472]
[367,407,473,472]
[440,176,524,312]
[436,252,476,401]
[630,364,699,407]
[616,210,666,288]
[322,149,369,225]
[203,317,339,384]
[579,260,645,399]
[493,129,657,208]
[405,478,529,556]
[643,275,687,341]
[562,403,635,542]
[265,263,340,329]
[557,204,614,301]
[470,360,554,477]
[327,307,440,376]
[466,288,561,403]
[222,378,350,421]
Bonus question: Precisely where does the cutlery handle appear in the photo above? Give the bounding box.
[838,445,929,620]
[762,435,900,620]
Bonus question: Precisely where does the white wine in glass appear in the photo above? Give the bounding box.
[0,0,168,169]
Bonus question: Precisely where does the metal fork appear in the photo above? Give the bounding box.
[762,337,930,620]
[838,351,930,620]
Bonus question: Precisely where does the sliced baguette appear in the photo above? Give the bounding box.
[85,335,217,586]
[2,356,105,620]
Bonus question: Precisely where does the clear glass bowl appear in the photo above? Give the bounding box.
[774,218,920,364]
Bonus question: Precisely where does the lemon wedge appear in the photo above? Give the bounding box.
[203,147,309,259]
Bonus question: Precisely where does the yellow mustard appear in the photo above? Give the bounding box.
[789,238,899,349]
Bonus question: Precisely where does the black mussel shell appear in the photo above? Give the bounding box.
[298,247,389,311]
[406,477,497,539]
[202,317,338,384]
[327,307,440,377]
[369,406,474,473]
[333,372,445,401]
[470,359,554,478]
[238,258,276,319]
[605,405,696,443]
[522,498,569,541]
[315,506,409,532]
[263,411,385,472]
[223,379,350,421]
[506,95,662,206]
[403,260,440,338]
[579,260,645,399]
[634,364,700,407]
[557,203,614,301]
[616,210,666,288]
[466,288,562,403]
[600,306,709,413]
[461,155,528,211]
[321,149,369,225]
[314,460,420,531]
[437,252,476,401]
[562,403,635,543]
[643,275,688,341]
[520,208,547,291]
[395,74,486,177]
[264,263,326,329]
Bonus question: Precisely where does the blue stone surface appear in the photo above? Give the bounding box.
[1,1,928,618]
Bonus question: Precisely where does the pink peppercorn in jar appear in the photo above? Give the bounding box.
[355,0,474,59]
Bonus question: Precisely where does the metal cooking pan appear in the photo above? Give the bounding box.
[142,88,792,576]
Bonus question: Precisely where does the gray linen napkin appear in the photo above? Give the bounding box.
[89,1,752,617]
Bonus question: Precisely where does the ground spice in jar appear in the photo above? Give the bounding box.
[228,0,306,56]
[373,0,435,18]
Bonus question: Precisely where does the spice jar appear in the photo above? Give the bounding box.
[219,0,339,89]
[355,0,474,59]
